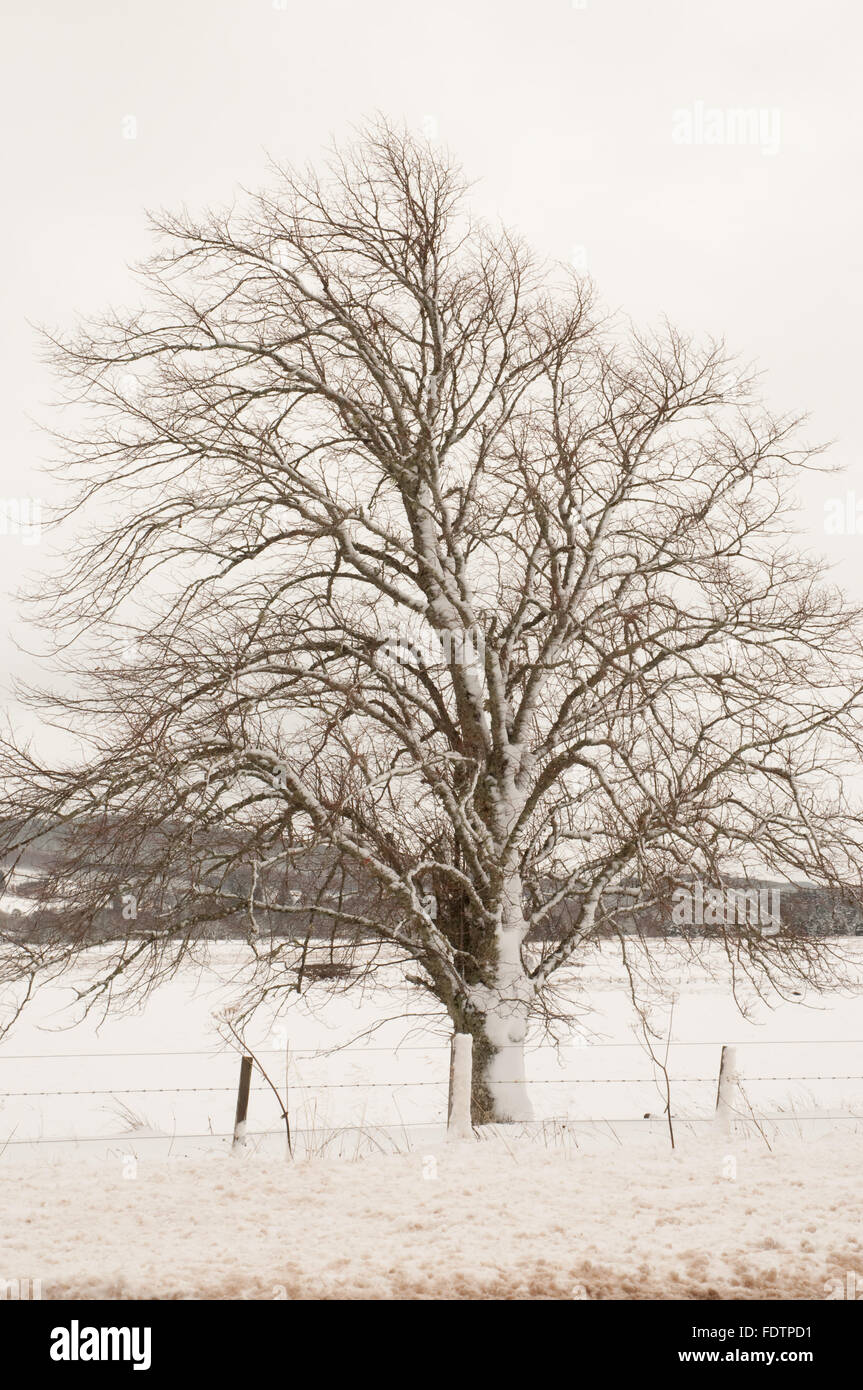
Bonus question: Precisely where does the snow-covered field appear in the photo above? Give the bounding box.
[3,1132,863,1299]
[3,942,863,1157]
[3,942,863,1298]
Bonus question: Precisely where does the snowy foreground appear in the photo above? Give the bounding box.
[3,941,863,1298]
[3,1130,863,1299]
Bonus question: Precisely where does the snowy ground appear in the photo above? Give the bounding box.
[3,1130,863,1299]
[3,941,863,1298]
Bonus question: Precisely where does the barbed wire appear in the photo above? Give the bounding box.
[5,1073,863,1099]
[1,1037,862,1061]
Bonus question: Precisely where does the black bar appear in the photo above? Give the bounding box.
[9,1297,857,1376]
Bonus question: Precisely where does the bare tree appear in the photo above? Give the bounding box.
[2,120,863,1122]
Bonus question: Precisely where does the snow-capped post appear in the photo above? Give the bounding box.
[232,1054,253,1150]
[714,1045,740,1133]
[447,1033,474,1140]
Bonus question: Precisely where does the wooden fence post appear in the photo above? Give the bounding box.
[232,1054,253,1150]
[447,1032,474,1141]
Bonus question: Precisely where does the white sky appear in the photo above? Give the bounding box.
[1,0,861,738]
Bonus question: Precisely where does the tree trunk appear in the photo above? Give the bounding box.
[451,872,535,1122]
[459,980,534,1124]
[460,1011,533,1123]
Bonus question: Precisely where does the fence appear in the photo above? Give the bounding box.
[4,1037,863,1157]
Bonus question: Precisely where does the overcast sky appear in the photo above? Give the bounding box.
[1,0,861,737]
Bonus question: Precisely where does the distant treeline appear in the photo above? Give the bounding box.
[1,819,862,941]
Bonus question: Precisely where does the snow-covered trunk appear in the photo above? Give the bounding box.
[477,988,533,1122]
[463,875,535,1124]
